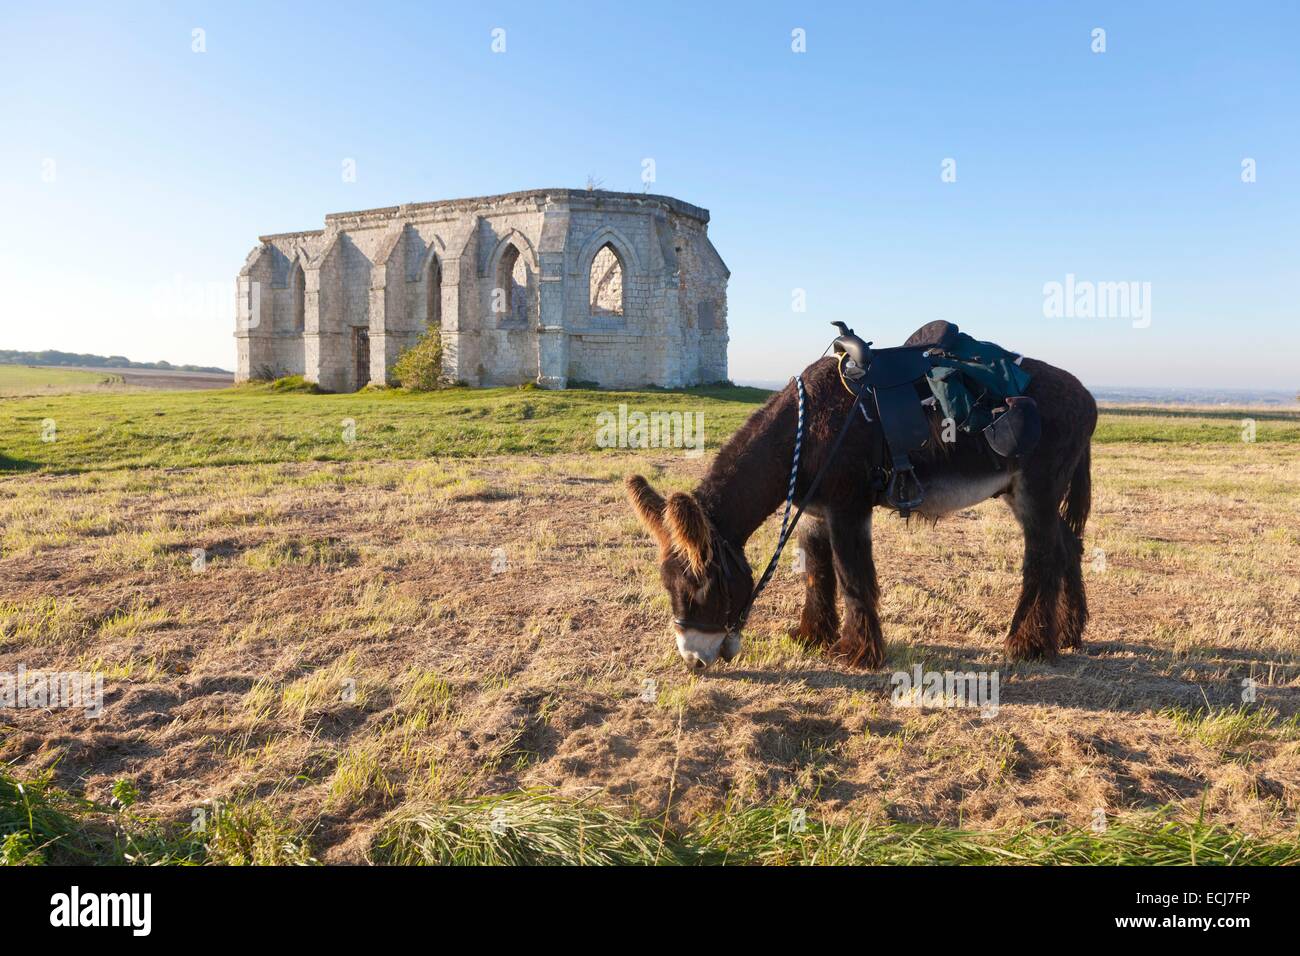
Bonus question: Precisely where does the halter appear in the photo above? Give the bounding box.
[670,534,751,634]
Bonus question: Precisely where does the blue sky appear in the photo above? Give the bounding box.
[1,1,1296,388]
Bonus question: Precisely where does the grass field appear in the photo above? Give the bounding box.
[0,382,771,472]
[0,365,124,398]
[2,382,1297,474]
[2,383,1299,864]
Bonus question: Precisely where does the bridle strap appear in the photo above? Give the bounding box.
[734,373,869,632]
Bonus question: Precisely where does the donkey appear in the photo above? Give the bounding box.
[626,336,1097,672]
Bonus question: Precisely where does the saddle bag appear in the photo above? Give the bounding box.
[925,331,1032,433]
[982,395,1041,459]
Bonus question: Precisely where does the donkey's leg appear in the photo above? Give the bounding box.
[1005,494,1066,661]
[790,518,838,646]
[1056,516,1088,650]
[826,508,885,669]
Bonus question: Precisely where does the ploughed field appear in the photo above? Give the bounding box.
[1,384,1298,864]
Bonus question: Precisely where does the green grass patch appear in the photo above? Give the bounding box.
[1100,405,1300,423]
[8,771,1297,866]
[0,768,316,865]
[0,383,770,474]
[1093,414,1299,444]
[0,597,91,649]
[372,791,681,865]
[371,792,1300,866]
[0,770,98,865]
[1161,705,1298,752]
[267,374,322,394]
[689,803,1300,865]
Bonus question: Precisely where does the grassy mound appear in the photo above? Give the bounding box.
[266,375,322,394]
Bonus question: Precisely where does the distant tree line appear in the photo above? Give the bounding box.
[0,349,228,374]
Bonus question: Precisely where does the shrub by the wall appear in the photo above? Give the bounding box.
[391,329,444,391]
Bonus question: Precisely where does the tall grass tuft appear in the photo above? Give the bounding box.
[372,791,685,865]
[0,770,94,864]
[193,800,317,866]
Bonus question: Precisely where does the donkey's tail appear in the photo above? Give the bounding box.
[1061,445,1091,539]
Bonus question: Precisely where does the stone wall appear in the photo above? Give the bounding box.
[234,189,729,391]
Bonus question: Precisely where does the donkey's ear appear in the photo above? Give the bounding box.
[625,475,669,548]
[665,492,712,578]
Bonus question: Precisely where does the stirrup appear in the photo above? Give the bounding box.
[886,467,925,517]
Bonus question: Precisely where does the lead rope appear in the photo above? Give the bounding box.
[735,375,804,631]
[733,371,872,634]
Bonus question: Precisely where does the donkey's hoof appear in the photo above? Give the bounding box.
[1004,633,1058,662]
[1058,624,1086,650]
[829,637,885,670]
[789,621,837,648]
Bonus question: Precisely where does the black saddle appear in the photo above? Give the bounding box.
[830,321,956,516]
[832,320,960,371]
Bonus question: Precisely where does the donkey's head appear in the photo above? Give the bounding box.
[625,475,754,672]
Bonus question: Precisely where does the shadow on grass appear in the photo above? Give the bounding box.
[707,637,1300,719]
[0,451,39,473]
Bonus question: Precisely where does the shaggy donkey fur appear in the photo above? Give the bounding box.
[628,348,1097,671]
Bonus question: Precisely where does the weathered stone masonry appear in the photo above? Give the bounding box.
[234,189,729,391]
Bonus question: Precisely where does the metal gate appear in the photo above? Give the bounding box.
[354,329,370,388]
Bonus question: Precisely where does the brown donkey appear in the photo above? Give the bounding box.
[627,345,1096,672]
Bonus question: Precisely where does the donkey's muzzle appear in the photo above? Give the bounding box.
[674,627,729,671]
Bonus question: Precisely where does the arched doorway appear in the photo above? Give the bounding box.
[353,328,370,388]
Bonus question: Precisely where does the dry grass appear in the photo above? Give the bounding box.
[1,432,1298,862]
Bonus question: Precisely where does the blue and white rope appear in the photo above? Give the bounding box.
[739,374,804,628]
[775,375,806,549]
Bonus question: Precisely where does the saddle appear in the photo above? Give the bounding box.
[830,320,1039,516]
